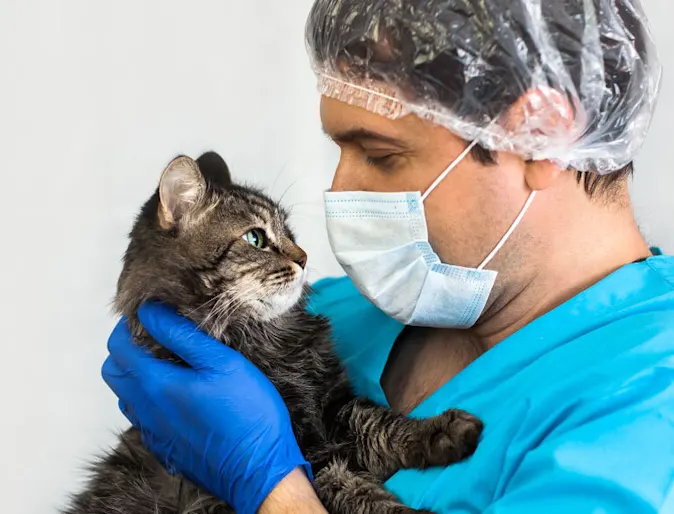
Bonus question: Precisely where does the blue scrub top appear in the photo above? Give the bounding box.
[307,255,674,513]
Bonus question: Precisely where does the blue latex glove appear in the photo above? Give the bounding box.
[102,302,312,514]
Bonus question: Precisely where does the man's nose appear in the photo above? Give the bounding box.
[330,158,366,192]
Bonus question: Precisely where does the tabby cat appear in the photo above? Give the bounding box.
[64,152,482,514]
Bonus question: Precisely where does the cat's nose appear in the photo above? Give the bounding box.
[288,248,307,270]
[286,244,307,270]
[293,250,307,270]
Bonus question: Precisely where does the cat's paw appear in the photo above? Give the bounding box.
[420,409,483,467]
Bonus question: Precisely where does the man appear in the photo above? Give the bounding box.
[103,0,674,512]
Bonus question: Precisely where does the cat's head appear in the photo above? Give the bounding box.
[115,152,308,334]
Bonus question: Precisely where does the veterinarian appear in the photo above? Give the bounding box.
[103,0,674,512]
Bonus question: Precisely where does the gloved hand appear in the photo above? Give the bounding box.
[102,302,312,514]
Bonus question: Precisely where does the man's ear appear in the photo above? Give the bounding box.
[504,87,576,140]
[158,155,206,229]
[504,87,576,191]
[523,159,563,191]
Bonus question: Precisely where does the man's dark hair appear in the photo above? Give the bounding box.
[307,0,655,198]
[471,143,632,199]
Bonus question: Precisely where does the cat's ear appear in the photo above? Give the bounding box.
[158,155,206,229]
[196,151,232,189]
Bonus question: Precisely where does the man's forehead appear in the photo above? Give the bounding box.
[320,95,420,143]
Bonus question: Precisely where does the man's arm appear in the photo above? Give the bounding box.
[259,468,328,514]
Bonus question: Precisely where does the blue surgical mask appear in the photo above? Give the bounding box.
[324,141,536,328]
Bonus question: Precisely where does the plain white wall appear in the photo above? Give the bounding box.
[0,1,671,512]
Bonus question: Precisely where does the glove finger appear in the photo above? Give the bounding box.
[138,301,247,371]
[138,425,179,474]
[101,355,139,403]
[106,360,170,442]
[107,317,133,353]
[107,317,182,377]
[119,401,176,475]
[118,400,141,430]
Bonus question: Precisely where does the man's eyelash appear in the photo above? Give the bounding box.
[365,155,396,168]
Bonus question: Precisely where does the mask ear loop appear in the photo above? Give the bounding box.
[419,118,535,271]
[421,138,481,202]
[421,117,501,202]
[477,190,537,270]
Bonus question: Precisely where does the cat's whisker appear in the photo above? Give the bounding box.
[181,295,221,319]
[201,295,239,332]
[211,284,259,314]
[218,284,270,324]
[270,159,292,195]
[278,175,306,206]
[289,214,326,222]
[202,284,262,332]
[287,202,324,209]
[289,209,326,216]
[240,308,255,330]
[202,298,237,332]
[213,304,247,337]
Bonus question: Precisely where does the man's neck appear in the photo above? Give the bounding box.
[382,325,486,413]
[473,196,652,350]
[383,197,651,414]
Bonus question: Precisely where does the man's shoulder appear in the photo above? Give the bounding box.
[608,256,674,343]
[517,257,674,431]
[644,254,674,289]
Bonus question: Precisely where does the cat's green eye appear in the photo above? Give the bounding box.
[242,228,267,249]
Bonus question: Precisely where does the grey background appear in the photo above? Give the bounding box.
[0,1,670,512]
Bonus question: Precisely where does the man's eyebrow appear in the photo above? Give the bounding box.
[322,127,406,146]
